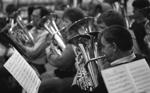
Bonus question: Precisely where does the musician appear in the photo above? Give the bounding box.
[5,4,17,19]
[18,6,50,74]
[76,25,150,93]
[96,10,126,30]
[130,0,150,57]
[38,7,85,93]
[96,25,150,93]
[0,18,22,93]
[96,9,141,55]
[88,2,112,18]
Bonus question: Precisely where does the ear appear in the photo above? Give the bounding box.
[112,42,117,52]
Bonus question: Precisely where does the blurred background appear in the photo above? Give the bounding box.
[0,0,138,17]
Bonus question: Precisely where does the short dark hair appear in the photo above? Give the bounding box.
[5,4,17,15]
[132,0,150,9]
[28,6,35,22]
[36,7,49,18]
[97,10,126,27]
[63,8,84,23]
[98,25,133,51]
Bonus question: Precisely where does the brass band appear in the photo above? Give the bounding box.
[0,0,150,93]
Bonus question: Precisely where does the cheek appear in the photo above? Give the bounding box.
[102,47,113,56]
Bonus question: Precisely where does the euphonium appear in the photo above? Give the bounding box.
[16,15,34,44]
[43,13,66,55]
[69,33,105,92]
[68,17,105,91]
[8,9,34,45]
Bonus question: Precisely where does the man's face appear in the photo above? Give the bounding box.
[31,9,41,26]
[100,36,116,62]
[62,18,72,40]
[133,8,144,19]
[96,19,108,32]
[62,17,72,28]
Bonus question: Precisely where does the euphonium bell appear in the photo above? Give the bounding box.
[67,17,95,34]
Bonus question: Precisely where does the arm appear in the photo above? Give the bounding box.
[21,32,49,58]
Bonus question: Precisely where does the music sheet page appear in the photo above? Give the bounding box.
[101,59,150,93]
[101,65,136,93]
[127,59,150,93]
[4,49,41,93]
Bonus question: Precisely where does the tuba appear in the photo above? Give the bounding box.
[43,13,66,55]
[68,17,105,91]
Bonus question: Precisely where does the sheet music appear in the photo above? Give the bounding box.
[4,49,41,93]
[101,59,150,93]
[128,59,150,93]
[102,65,136,93]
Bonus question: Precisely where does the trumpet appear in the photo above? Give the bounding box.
[43,13,66,55]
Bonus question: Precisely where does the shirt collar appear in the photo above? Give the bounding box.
[111,52,136,66]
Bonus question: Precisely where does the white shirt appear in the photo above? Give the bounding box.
[111,52,136,66]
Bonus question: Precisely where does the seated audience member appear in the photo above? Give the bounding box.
[38,8,85,93]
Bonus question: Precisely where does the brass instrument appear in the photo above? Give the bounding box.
[112,1,130,28]
[8,9,34,45]
[16,15,34,44]
[44,13,66,55]
[68,17,104,91]
[69,33,105,92]
[67,17,95,34]
[2,9,35,60]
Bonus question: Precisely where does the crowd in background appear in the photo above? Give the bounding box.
[0,0,150,93]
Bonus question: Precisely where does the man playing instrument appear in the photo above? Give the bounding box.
[96,25,150,93]
[38,7,85,93]
[17,6,51,74]
[71,25,150,93]
[96,9,141,57]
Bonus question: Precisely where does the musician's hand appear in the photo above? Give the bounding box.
[7,48,14,57]
[45,45,51,57]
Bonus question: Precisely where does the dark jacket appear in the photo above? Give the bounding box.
[0,57,22,93]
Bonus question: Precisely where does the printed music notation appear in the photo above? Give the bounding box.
[101,59,150,93]
[4,49,41,93]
